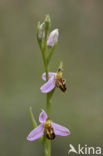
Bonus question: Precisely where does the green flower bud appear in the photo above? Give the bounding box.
[44,15,51,39]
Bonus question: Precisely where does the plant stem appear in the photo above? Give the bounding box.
[44,91,51,156]
[44,138,51,156]
[46,93,51,116]
[45,63,51,156]
[42,40,51,156]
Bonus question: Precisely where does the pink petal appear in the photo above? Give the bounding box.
[52,122,70,136]
[39,109,48,123]
[42,72,56,81]
[27,124,44,141]
[40,76,55,93]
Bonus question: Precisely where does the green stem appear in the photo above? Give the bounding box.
[45,66,51,156]
[44,138,51,156]
[42,39,51,156]
[46,93,51,116]
[45,62,51,156]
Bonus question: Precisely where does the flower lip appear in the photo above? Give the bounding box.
[44,119,56,140]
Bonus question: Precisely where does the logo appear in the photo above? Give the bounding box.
[68,144,102,155]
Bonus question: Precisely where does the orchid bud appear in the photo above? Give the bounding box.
[44,15,51,38]
[38,22,45,40]
[47,29,59,47]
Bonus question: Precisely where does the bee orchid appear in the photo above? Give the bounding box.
[27,110,70,141]
[40,69,66,93]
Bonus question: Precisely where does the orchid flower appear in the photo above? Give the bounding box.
[27,109,70,141]
[47,29,59,47]
[40,69,66,93]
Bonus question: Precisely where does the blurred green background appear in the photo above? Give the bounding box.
[0,0,103,156]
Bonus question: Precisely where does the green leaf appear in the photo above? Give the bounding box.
[29,106,37,128]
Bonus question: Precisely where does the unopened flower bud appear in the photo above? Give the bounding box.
[47,29,59,47]
[44,15,51,36]
[38,23,45,40]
